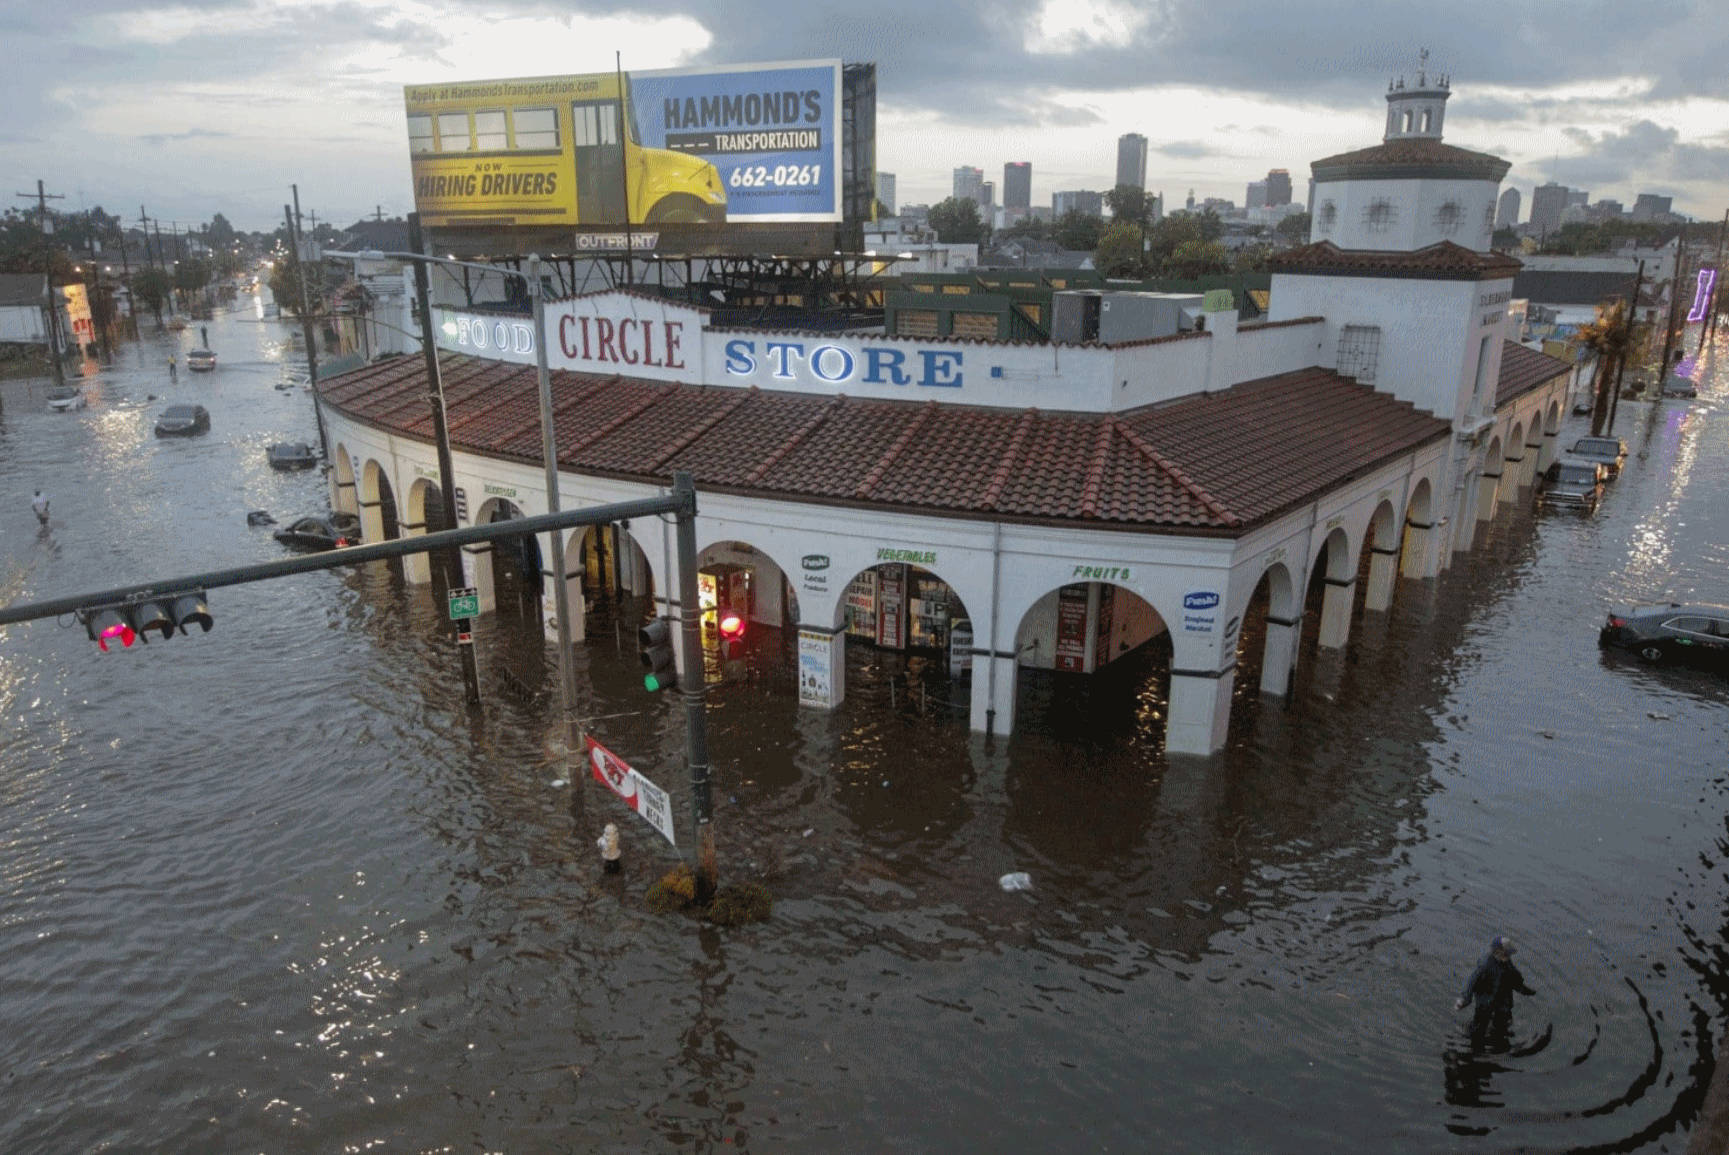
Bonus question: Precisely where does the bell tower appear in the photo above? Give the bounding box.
[1384,50,1450,143]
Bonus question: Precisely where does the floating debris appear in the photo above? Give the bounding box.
[998,872,1032,892]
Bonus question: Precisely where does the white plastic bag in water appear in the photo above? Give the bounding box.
[999,872,1032,892]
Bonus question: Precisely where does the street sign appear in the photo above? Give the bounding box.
[587,736,676,846]
[448,587,479,619]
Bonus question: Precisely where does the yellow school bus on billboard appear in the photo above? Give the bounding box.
[404,72,728,229]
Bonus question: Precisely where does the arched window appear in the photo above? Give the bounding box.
[1403,110,1413,133]
[1421,109,1432,132]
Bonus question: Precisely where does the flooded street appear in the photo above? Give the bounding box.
[4,303,1729,1152]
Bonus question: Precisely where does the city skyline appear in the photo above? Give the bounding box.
[3,1,1725,231]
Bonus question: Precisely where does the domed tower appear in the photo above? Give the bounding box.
[1306,55,1509,254]
[1268,61,1521,430]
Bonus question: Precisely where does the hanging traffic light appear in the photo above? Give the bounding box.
[639,617,677,691]
[81,589,213,650]
[84,605,137,651]
[716,607,746,661]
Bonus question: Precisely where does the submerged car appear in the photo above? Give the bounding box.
[45,386,86,411]
[187,348,216,372]
[273,512,360,551]
[1569,435,1627,477]
[1600,604,1729,666]
[1538,458,1607,510]
[154,403,210,437]
[266,442,317,470]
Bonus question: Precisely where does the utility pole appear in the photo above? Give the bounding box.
[139,207,155,270]
[283,203,320,394]
[408,212,484,708]
[1658,232,1686,383]
[17,180,67,388]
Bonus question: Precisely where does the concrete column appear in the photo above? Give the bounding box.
[1400,519,1436,579]
[1536,429,1560,473]
[1521,441,1543,487]
[1364,545,1399,612]
[1452,484,1479,553]
[464,543,496,614]
[400,520,431,584]
[1497,453,1523,503]
[1476,469,1501,522]
[1259,613,1299,695]
[968,651,1018,737]
[358,498,385,545]
[332,477,358,517]
[1317,575,1355,649]
[1166,665,1235,755]
[796,624,846,710]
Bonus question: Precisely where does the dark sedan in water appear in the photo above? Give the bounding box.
[273,512,361,551]
[1600,603,1729,664]
[154,403,210,437]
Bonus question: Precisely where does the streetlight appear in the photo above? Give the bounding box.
[324,221,578,747]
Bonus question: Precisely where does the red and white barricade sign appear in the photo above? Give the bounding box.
[586,736,676,846]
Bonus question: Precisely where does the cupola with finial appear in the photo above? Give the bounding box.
[1385,48,1449,142]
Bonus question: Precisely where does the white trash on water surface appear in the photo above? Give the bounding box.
[999,872,1032,892]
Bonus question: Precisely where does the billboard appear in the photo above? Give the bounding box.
[404,60,842,232]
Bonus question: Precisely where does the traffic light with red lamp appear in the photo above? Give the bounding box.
[716,606,746,661]
[81,590,213,651]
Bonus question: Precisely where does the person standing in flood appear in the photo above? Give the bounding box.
[1454,934,1535,1050]
[31,489,49,525]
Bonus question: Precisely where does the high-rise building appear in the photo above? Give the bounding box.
[980,181,994,209]
[952,166,983,205]
[1566,189,1589,208]
[876,172,896,217]
[1052,190,1103,216]
[1245,181,1268,209]
[1116,133,1148,190]
[1003,162,1032,211]
[1495,187,1521,229]
[1529,183,1570,234]
[1631,193,1673,222]
[1264,169,1292,206]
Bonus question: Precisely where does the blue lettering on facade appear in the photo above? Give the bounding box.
[720,340,963,390]
[765,341,805,378]
[724,339,755,375]
[864,347,910,385]
[918,350,963,387]
[809,344,855,382]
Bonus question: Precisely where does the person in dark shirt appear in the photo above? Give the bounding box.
[1454,934,1535,1051]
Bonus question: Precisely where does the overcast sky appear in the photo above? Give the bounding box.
[3,0,1726,234]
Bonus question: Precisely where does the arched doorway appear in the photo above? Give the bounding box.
[1010,580,1172,748]
[823,560,978,719]
[1310,525,1355,651]
[402,477,452,586]
[693,540,793,689]
[358,460,402,579]
[1235,561,1299,702]
[1473,435,1503,525]
[472,497,543,629]
[1498,422,1525,504]
[1360,499,1402,614]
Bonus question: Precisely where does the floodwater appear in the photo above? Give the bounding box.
[3,303,1729,1153]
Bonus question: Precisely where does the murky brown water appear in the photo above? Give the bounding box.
[4,307,1729,1152]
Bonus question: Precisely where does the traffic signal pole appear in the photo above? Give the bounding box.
[529,254,579,753]
[671,471,716,896]
[0,494,690,631]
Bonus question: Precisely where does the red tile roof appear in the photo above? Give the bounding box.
[318,355,1452,535]
[1496,340,1574,407]
[1269,240,1522,281]
[1311,138,1511,183]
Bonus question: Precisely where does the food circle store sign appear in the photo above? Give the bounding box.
[436,294,972,397]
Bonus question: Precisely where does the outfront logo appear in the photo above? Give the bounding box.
[801,554,830,571]
[1182,591,1221,611]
